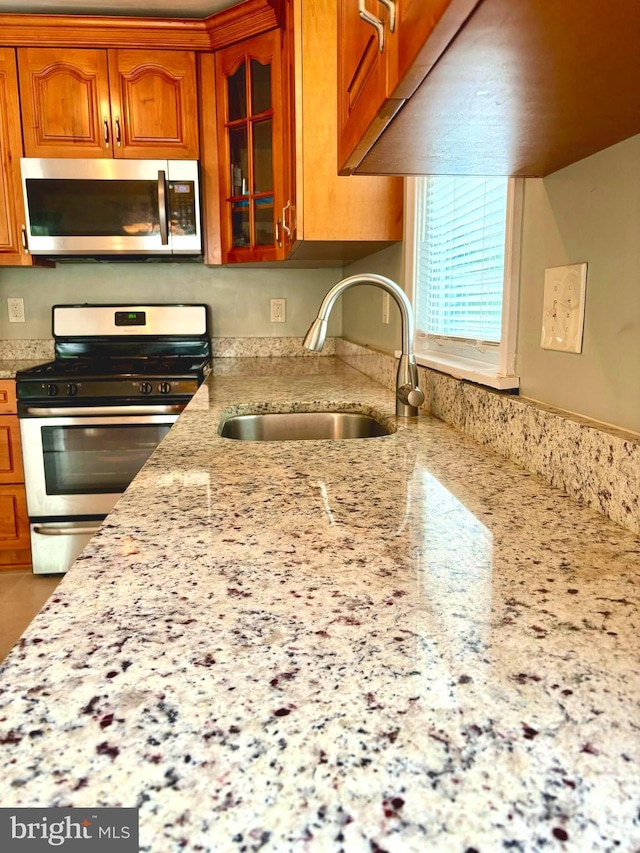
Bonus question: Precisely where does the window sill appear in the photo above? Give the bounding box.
[395,349,520,391]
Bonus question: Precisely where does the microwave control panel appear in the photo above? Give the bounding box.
[168,182,196,235]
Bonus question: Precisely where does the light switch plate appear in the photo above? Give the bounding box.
[540,263,587,353]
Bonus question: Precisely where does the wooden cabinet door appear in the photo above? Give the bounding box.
[18,48,112,158]
[108,49,199,159]
[0,49,31,266]
[215,30,286,263]
[0,414,23,485]
[337,0,400,174]
[0,484,31,569]
[337,0,479,172]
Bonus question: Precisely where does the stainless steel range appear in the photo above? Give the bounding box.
[16,304,211,574]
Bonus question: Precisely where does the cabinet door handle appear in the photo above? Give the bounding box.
[377,0,396,32]
[275,219,282,248]
[115,117,122,146]
[21,225,29,252]
[103,118,110,147]
[282,200,292,237]
[358,0,385,52]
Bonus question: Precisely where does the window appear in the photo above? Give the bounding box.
[404,176,523,390]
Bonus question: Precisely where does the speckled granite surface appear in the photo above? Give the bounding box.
[0,357,639,852]
[0,359,45,379]
[336,340,640,537]
[0,340,54,379]
[0,339,54,362]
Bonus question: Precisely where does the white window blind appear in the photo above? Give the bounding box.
[415,176,509,343]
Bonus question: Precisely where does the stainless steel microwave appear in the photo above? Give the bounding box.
[20,158,202,257]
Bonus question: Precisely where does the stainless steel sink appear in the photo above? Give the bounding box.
[219,410,395,441]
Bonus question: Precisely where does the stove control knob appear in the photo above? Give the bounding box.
[66,383,78,397]
[158,382,172,395]
[140,382,153,395]
[46,383,59,397]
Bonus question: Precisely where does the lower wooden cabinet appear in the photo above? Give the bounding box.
[0,380,31,570]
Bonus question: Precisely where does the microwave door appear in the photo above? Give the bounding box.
[21,158,173,256]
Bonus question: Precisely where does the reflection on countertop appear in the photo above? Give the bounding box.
[0,356,638,853]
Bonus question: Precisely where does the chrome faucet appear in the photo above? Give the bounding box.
[303,273,425,417]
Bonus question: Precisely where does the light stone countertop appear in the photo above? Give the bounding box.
[0,358,48,379]
[0,357,639,853]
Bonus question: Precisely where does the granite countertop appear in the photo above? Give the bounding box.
[0,357,639,852]
[0,358,48,379]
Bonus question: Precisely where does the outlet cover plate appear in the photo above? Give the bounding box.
[540,263,587,353]
[270,298,286,323]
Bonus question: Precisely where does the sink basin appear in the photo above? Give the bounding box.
[219,410,394,441]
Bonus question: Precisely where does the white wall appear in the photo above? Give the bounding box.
[340,243,403,353]
[341,135,640,435]
[517,135,640,433]
[0,263,343,340]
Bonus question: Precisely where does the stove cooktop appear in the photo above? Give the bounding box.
[16,355,211,402]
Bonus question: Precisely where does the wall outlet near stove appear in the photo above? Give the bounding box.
[270,298,286,323]
[7,297,25,323]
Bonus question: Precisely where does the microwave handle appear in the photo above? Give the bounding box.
[158,170,169,245]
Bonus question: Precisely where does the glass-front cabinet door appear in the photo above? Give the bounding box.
[216,29,289,263]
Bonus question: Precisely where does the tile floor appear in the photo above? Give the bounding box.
[0,570,62,663]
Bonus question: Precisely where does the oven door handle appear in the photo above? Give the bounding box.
[23,404,185,417]
[33,524,102,537]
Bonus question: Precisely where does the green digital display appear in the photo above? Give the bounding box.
[115,311,146,327]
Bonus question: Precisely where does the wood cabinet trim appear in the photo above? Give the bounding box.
[0,1,279,51]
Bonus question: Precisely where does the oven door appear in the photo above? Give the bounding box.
[19,405,181,518]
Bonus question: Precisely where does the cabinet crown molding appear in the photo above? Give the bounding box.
[0,1,279,51]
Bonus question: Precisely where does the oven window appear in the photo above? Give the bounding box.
[41,423,172,495]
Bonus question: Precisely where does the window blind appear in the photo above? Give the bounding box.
[415,176,508,343]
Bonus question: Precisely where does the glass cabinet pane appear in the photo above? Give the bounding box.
[252,119,273,194]
[231,201,250,248]
[229,126,248,197]
[227,63,247,121]
[255,197,274,246]
[250,59,271,115]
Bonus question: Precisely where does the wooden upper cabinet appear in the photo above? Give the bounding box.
[215,29,286,263]
[108,49,199,159]
[290,0,402,259]
[0,48,31,265]
[18,47,199,159]
[337,0,480,173]
[340,0,640,178]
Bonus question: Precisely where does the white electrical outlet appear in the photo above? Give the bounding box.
[7,297,25,323]
[540,263,587,353]
[270,298,286,323]
[382,292,390,324]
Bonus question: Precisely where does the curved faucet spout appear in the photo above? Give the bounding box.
[303,274,425,417]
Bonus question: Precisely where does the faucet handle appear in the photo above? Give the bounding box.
[397,384,425,409]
